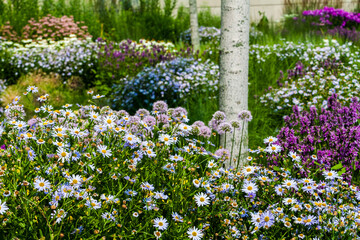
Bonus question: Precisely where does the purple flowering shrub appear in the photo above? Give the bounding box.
[285,7,360,43]
[302,7,360,30]
[95,38,197,93]
[316,26,360,43]
[268,94,360,184]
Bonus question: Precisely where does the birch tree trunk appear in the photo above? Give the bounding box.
[189,0,200,52]
[219,0,250,168]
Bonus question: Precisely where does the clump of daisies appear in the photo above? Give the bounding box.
[0,88,360,239]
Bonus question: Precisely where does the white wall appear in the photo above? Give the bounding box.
[174,0,358,22]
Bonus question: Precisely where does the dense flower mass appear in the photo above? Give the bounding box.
[110,57,219,113]
[1,15,91,42]
[3,6,360,238]
[303,7,360,29]
[0,36,97,85]
[95,38,195,84]
[267,94,360,184]
[1,90,360,239]
[259,39,360,114]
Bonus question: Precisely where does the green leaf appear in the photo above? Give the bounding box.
[338,168,346,176]
[273,166,281,171]
[331,163,343,170]
[314,161,321,166]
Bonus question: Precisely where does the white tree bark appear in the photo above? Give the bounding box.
[219,0,249,168]
[189,0,200,52]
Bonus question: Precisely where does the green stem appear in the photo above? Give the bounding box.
[236,121,246,171]
[230,129,236,162]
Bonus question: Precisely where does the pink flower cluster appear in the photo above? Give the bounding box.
[0,23,19,42]
[1,15,91,42]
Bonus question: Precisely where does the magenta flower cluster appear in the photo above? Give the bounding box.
[303,6,360,29]
[274,94,360,184]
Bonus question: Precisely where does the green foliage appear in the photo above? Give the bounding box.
[3,0,39,34]
[0,0,221,43]
[1,72,87,118]
[198,8,221,28]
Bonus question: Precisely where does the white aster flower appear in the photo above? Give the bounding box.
[194,192,210,207]
[153,217,168,230]
[187,227,204,240]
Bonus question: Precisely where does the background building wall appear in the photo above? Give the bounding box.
[174,0,358,22]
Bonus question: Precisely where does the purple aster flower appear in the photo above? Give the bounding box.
[260,211,275,229]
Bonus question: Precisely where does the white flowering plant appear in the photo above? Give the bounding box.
[0,90,359,239]
[0,36,97,86]
[256,39,360,114]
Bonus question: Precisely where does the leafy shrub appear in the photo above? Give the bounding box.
[110,57,219,113]
[1,71,87,116]
[1,91,360,239]
[1,15,91,42]
[197,8,221,28]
